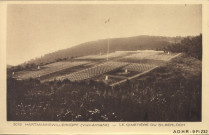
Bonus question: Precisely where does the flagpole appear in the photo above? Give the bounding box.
[105,18,110,61]
[107,38,109,61]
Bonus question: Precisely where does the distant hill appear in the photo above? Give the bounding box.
[7,65,13,69]
[21,35,183,66]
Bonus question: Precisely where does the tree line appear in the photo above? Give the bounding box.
[162,34,202,60]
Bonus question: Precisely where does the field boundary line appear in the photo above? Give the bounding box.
[110,66,158,87]
[167,53,182,61]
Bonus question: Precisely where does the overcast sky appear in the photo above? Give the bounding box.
[7,4,202,65]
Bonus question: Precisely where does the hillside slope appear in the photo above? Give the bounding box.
[7,54,202,121]
[23,35,182,66]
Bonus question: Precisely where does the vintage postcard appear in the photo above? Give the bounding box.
[0,0,209,134]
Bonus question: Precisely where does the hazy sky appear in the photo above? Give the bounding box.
[7,4,202,65]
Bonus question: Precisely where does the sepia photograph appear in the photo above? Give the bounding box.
[5,3,203,122]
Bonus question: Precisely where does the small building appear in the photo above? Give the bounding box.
[125,69,128,73]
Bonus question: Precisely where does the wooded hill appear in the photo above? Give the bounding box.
[21,35,183,66]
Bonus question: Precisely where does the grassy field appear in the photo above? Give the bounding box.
[75,51,134,60]
[12,51,181,85]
